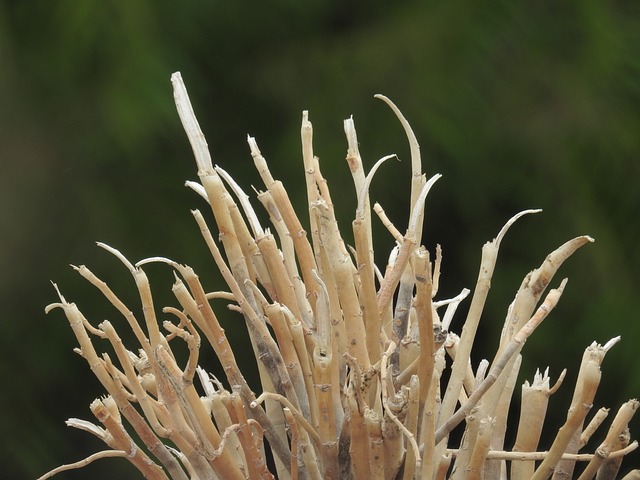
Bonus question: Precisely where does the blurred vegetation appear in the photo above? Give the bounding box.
[1,1,639,478]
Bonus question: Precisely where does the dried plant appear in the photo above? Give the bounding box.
[40,72,638,480]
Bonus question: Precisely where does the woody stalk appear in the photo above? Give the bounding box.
[39,72,638,480]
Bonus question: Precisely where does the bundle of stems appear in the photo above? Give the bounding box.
[40,72,638,480]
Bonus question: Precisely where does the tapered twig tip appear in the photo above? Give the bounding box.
[603,335,621,351]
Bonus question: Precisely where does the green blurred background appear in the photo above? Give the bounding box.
[1,1,639,478]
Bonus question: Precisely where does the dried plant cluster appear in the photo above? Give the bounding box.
[40,72,638,480]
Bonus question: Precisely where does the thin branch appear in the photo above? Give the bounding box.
[37,450,128,480]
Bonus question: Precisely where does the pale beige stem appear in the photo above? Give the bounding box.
[71,264,150,354]
[37,450,129,480]
[349,394,371,480]
[438,209,541,449]
[255,188,314,327]
[580,407,610,449]
[484,354,522,479]
[365,407,385,480]
[511,368,564,480]
[229,391,275,480]
[313,348,340,479]
[531,355,601,480]
[595,428,630,480]
[577,399,639,480]
[283,408,300,480]
[99,321,170,437]
[380,341,418,479]
[420,348,446,480]
[252,162,319,310]
[374,95,425,248]
[301,111,324,278]
[264,303,312,421]
[90,399,169,480]
[501,235,593,347]
[46,293,188,478]
[282,305,319,427]
[169,261,292,470]
[552,337,620,480]
[315,198,370,371]
[350,153,390,366]
[412,246,436,473]
[393,263,416,377]
[373,202,403,242]
[436,279,567,444]
[97,243,165,350]
[401,375,421,480]
[467,416,495,480]
[256,232,304,327]
[206,387,247,474]
[447,442,638,461]
[376,174,441,317]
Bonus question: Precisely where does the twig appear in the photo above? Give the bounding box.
[436,279,568,444]
[37,450,129,480]
[446,441,638,460]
